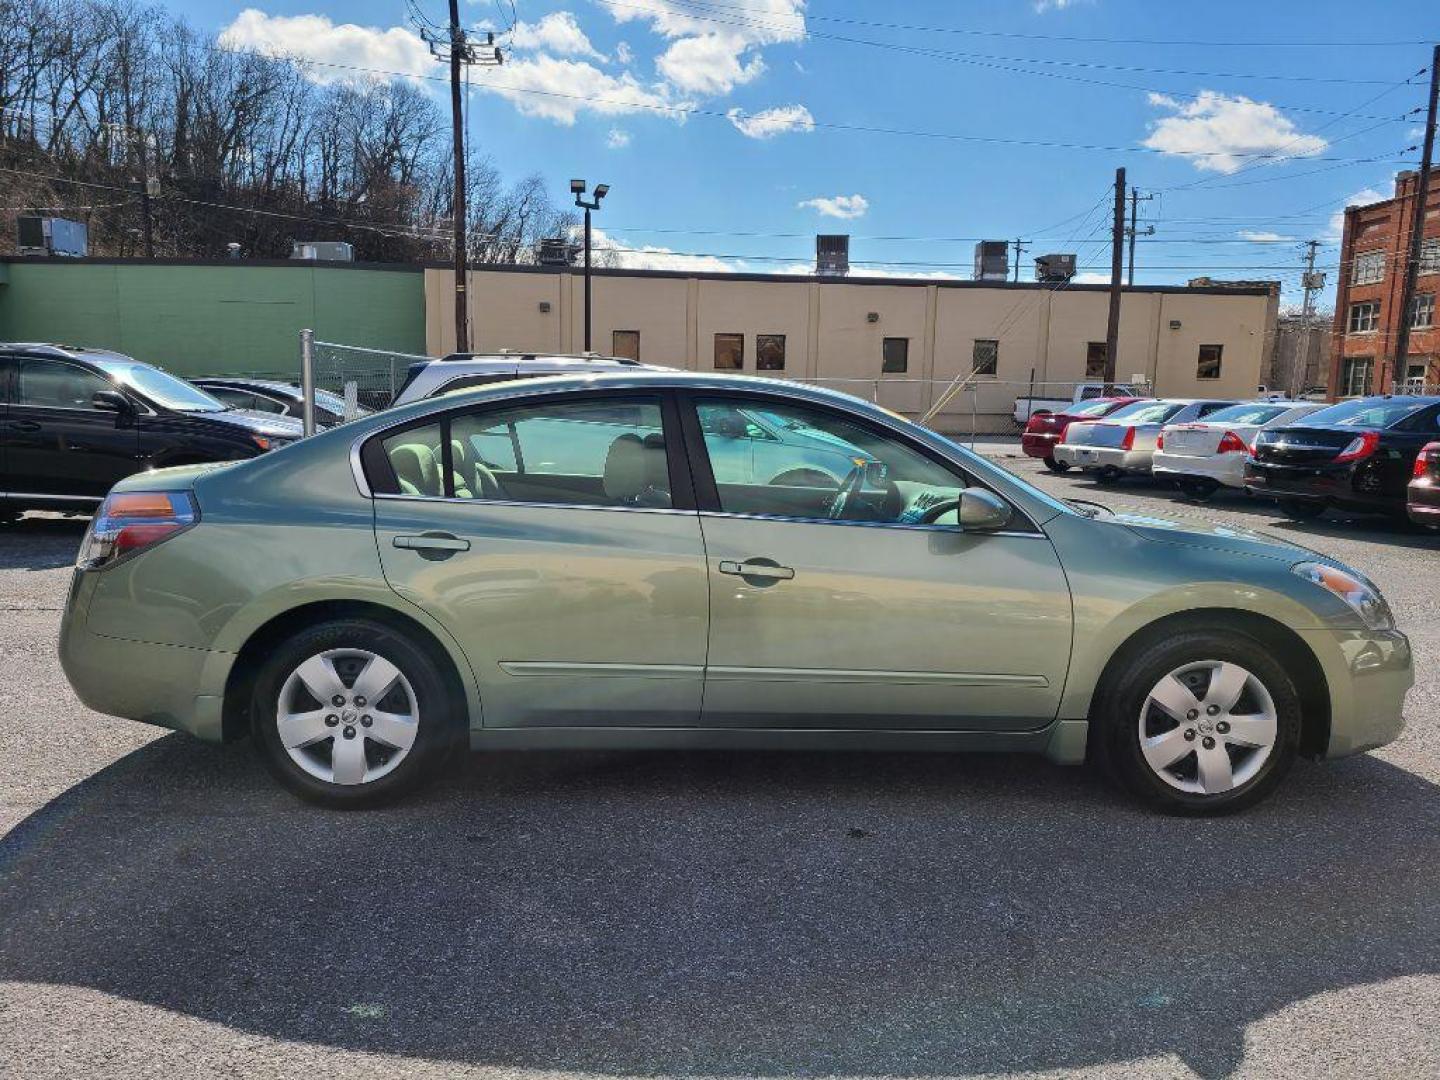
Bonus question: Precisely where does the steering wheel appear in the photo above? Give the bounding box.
[826,462,902,522]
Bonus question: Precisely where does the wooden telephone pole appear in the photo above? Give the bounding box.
[1391,44,1439,388]
[1103,167,1126,387]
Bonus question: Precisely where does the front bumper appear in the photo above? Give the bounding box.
[1298,625,1412,758]
[1053,444,1153,473]
[1152,450,1247,488]
[59,571,236,742]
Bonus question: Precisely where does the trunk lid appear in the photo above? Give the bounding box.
[1253,425,1361,466]
[1063,421,1131,448]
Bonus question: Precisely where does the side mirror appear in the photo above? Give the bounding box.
[92,389,132,414]
[959,488,1013,532]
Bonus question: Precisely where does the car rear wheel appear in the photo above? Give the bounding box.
[1277,498,1326,521]
[1176,477,1218,501]
[1042,456,1070,473]
[1094,466,1124,485]
[1092,628,1301,815]
[251,619,460,808]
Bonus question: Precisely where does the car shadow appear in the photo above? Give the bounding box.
[2,735,1439,1078]
[0,514,89,571]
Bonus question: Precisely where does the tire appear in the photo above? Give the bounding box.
[1277,497,1326,521]
[1090,626,1301,815]
[1094,467,1124,485]
[1176,477,1219,502]
[1042,456,1071,474]
[251,618,462,809]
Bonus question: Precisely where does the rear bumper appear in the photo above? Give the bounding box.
[1054,444,1152,472]
[1298,626,1412,758]
[59,572,235,742]
[1409,481,1440,527]
[1152,450,1246,488]
[1021,432,1061,459]
[1243,461,1401,514]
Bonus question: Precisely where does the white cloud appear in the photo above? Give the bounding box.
[1142,90,1328,174]
[727,104,815,139]
[589,225,746,272]
[1238,230,1290,242]
[602,0,805,97]
[486,54,688,123]
[509,12,604,61]
[1072,271,1112,284]
[1328,186,1388,239]
[614,41,634,65]
[798,193,868,220]
[606,127,632,148]
[1033,0,1080,9]
[219,8,434,82]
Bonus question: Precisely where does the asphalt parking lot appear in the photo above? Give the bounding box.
[2,451,1439,1080]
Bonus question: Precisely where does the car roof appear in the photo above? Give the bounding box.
[432,352,642,368]
[195,376,302,395]
[0,342,136,365]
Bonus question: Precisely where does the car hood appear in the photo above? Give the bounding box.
[190,409,305,438]
[1110,510,1316,562]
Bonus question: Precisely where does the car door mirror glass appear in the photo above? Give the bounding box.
[91,389,131,413]
[959,488,1013,532]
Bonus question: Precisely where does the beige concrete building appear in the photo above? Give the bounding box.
[424,266,1278,431]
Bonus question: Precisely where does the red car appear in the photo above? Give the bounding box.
[1409,441,1440,529]
[1021,397,1143,472]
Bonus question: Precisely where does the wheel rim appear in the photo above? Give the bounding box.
[1137,660,1278,796]
[276,648,419,786]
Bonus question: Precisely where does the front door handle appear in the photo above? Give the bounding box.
[718,559,795,582]
[393,533,471,559]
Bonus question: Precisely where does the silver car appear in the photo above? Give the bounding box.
[393,352,652,405]
[1055,399,1237,483]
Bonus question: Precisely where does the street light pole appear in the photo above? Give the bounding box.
[572,179,609,353]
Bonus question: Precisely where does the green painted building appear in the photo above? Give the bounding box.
[0,258,427,378]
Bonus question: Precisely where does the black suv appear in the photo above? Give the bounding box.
[1,343,303,520]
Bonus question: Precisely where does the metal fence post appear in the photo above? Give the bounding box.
[299,328,316,437]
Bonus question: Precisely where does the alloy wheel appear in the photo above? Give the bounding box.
[276,648,420,786]
[1136,660,1278,796]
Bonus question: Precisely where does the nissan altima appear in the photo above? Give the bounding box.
[60,373,1412,814]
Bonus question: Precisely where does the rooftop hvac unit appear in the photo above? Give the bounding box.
[537,237,577,266]
[816,234,850,276]
[1034,253,1077,283]
[974,240,1009,282]
[290,241,354,262]
[16,216,88,258]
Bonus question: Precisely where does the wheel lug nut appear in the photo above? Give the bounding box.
[1206,705,1220,716]
[1216,721,1230,734]
[1202,736,1216,749]
[342,726,356,739]
[324,714,339,727]
[360,715,372,727]
[354,696,367,707]
[1186,709,1198,721]
[1184,729,1196,741]
[332,695,345,707]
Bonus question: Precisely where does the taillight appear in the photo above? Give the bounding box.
[1216,430,1248,454]
[77,491,198,571]
[1155,430,1165,449]
[1334,431,1380,464]
[1121,426,1136,450]
[1057,421,1071,442]
[1415,442,1440,478]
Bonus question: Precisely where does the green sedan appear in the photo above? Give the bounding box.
[60,372,1412,814]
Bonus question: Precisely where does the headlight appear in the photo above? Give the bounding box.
[1292,560,1394,630]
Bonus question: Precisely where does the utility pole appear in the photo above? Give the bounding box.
[136,131,155,259]
[1103,167,1126,387]
[1392,43,1439,389]
[420,5,502,355]
[1011,237,1027,282]
[1298,239,1324,395]
[1124,187,1154,287]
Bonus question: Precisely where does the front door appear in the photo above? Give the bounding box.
[684,394,1073,731]
[369,391,709,728]
[6,356,139,500]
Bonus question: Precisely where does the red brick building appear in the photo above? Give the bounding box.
[1330,170,1440,397]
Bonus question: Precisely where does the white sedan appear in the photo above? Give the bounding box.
[1153,400,1330,499]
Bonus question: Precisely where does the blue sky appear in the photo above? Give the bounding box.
[180,0,1432,308]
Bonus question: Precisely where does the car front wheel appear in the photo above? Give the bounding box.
[1092,628,1301,815]
[252,619,460,808]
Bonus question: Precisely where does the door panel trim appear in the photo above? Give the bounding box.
[499,661,704,679]
[706,665,1049,687]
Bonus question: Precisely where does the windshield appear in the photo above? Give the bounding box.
[1301,399,1427,428]
[95,360,226,412]
[1105,401,1182,424]
[1199,403,1290,426]
[1069,398,1126,418]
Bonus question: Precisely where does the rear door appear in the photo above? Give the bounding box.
[7,355,140,500]
[368,389,709,728]
[0,357,11,495]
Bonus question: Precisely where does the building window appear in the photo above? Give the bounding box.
[1084,342,1108,379]
[1421,238,1440,276]
[1410,293,1436,329]
[881,337,909,373]
[1405,362,1430,392]
[1341,357,1373,397]
[972,339,998,377]
[1348,301,1380,334]
[612,330,640,362]
[1196,344,1223,380]
[1352,250,1385,286]
[756,334,786,371]
[713,333,744,370]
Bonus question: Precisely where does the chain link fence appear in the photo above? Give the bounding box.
[312,340,430,414]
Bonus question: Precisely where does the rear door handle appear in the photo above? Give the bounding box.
[718,559,795,581]
[394,533,470,554]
